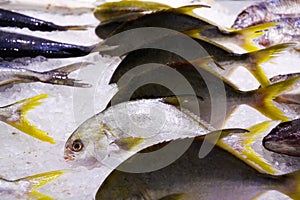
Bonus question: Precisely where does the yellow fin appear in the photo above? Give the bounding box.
[115,137,145,150]
[216,121,278,174]
[94,1,172,22]
[249,76,300,121]
[20,170,67,199]
[285,170,300,199]
[229,22,278,52]
[245,43,294,87]
[1,94,55,144]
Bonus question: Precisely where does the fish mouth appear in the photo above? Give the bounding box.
[64,149,75,161]
[64,154,75,161]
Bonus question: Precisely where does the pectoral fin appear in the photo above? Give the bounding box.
[115,137,145,151]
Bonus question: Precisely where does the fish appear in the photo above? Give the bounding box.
[0,170,66,199]
[255,17,300,47]
[108,48,298,126]
[93,0,173,23]
[263,118,300,157]
[64,97,247,169]
[95,139,300,200]
[0,0,96,14]
[269,73,300,104]
[95,4,275,52]
[0,30,116,59]
[0,8,89,31]
[231,0,300,47]
[0,62,92,88]
[232,0,300,29]
[0,94,55,144]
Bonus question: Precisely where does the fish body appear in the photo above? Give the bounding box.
[96,140,300,200]
[95,10,211,40]
[0,170,66,199]
[232,0,300,29]
[0,94,55,143]
[94,1,172,23]
[0,8,88,31]
[263,118,300,156]
[0,62,92,88]
[109,48,297,126]
[64,98,245,168]
[0,30,92,58]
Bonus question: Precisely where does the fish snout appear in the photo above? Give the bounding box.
[64,149,75,161]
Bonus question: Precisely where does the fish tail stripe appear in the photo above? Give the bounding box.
[216,121,278,174]
[246,43,293,87]
[22,170,67,200]
[249,77,300,121]
[4,94,55,144]
[233,22,278,52]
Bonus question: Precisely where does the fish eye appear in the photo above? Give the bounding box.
[71,139,83,152]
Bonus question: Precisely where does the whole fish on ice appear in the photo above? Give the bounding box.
[0,94,55,144]
[0,62,92,88]
[96,139,300,200]
[0,170,66,200]
[95,1,275,52]
[64,98,246,169]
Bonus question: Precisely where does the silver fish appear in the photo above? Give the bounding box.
[232,0,300,29]
[96,140,300,200]
[64,98,245,169]
[0,62,92,88]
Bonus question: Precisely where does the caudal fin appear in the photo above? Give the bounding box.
[227,22,278,52]
[185,22,277,52]
[248,76,300,121]
[20,170,67,199]
[243,43,294,87]
[42,62,92,88]
[216,121,280,174]
[0,94,55,144]
[284,170,300,199]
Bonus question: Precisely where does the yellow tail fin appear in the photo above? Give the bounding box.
[20,170,67,200]
[285,170,300,199]
[245,43,294,87]
[0,94,55,144]
[216,121,279,175]
[248,76,300,121]
[228,22,278,52]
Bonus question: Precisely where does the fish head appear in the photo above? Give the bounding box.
[232,5,267,29]
[64,115,112,169]
[263,120,300,157]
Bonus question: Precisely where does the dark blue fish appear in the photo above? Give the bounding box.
[0,8,88,31]
[0,30,113,58]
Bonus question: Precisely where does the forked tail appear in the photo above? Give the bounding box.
[0,94,55,144]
